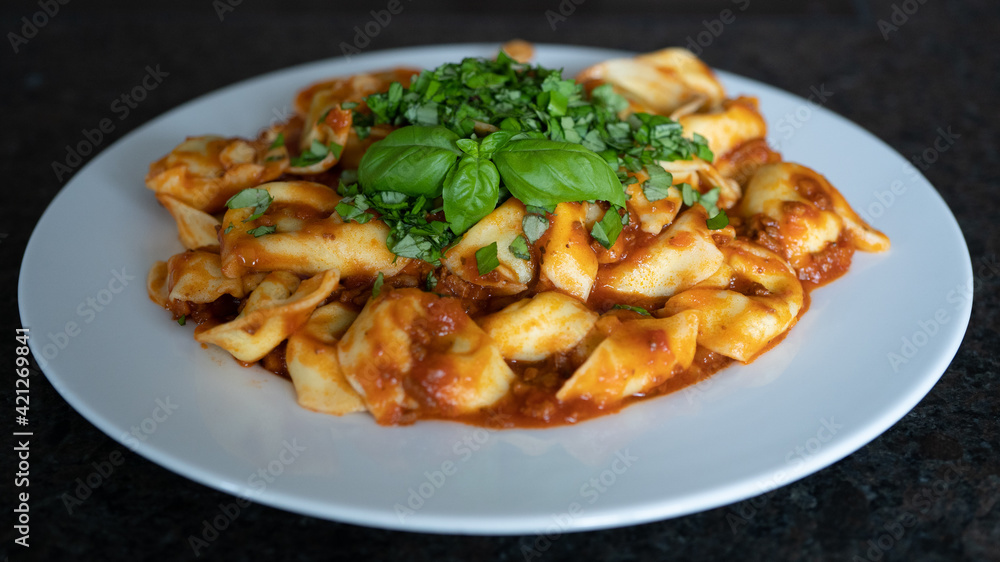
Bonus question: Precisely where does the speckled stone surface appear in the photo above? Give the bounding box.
[1,0,998,560]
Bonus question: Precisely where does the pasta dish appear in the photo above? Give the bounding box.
[145,41,889,427]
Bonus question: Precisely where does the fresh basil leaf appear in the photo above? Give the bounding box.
[612,304,652,316]
[372,272,384,297]
[591,206,624,249]
[706,211,730,230]
[493,139,626,208]
[269,132,285,149]
[337,181,360,197]
[335,195,373,224]
[641,165,674,202]
[442,153,500,234]
[223,223,234,234]
[226,188,273,222]
[693,133,714,161]
[455,138,479,156]
[508,235,531,260]
[475,242,500,275]
[426,271,438,291]
[479,131,514,157]
[680,183,698,207]
[522,213,549,244]
[358,125,462,197]
[591,83,629,113]
[226,187,270,210]
[373,191,408,208]
[525,204,556,215]
[247,225,276,237]
[700,187,721,214]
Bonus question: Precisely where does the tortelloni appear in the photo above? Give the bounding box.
[738,162,890,282]
[336,289,515,425]
[145,43,890,428]
[661,239,804,362]
[146,130,290,213]
[218,181,409,279]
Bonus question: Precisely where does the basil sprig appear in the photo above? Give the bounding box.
[442,138,501,235]
[357,126,627,245]
[492,138,626,209]
[358,125,462,197]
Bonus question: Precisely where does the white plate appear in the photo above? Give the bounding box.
[19,44,972,534]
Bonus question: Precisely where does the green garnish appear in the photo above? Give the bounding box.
[591,206,625,249]
[521,213,549,244]
[335,195,374,224]
[612,304,652,316]
[355,53,712,173]
[426,271,438,291]
[290,140,343,168]
[341,54,718,263]
[508,235,531,261]
[681,184,729,230]
[177,315,187,326]
[225,188,273,222]
[475,242,500,275]
[641,166,674,202]
[269,132,285,149]
[372,272,384,297]
[442,136,501,234]
[247,225,276,237]
[223,223,234,234]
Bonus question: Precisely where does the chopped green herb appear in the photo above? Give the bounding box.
[426,270,438,291]
[290,140,343,168]
[522,213,549,244]
[642,165,674,202]
[177,315,187,326]
[225,188,273,222]
[223,223,234,234]
[706,211,730,230]
[475,242,500,276]
[355,54,713,188]
[372,272,384,297]
[508,235,531,260]
[612,304,652,316]
[269,132,285,149]
[345,54,717,264]
[679,184,729,230]
[247,225,276,237]
[335,194,374,224]
[591,206,624,249]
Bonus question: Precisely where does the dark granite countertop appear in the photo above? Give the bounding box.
[2,0,997,560]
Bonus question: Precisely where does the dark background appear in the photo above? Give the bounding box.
[2,0,998,560]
